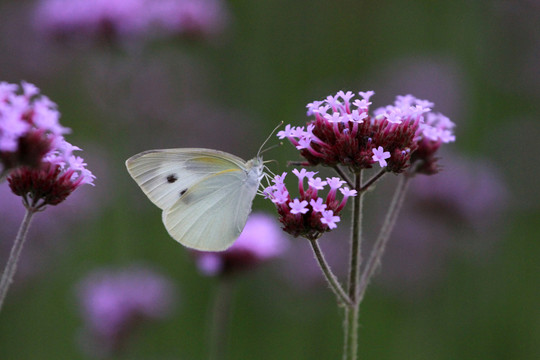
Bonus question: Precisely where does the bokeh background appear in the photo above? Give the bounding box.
[1,0,539,359]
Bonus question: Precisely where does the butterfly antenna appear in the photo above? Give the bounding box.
[260,142,283,156]
[257,121,283,157]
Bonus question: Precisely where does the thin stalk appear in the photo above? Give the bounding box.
[208,277,235,360]
[0,208,36,311]
[343,305,359,360]
[309,240,353,307]
[332,165,354,188]
[347,171,363,300]
[359,169,386,193]
[343,170,364,360]
[357,175,411,302]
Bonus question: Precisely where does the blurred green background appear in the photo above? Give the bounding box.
[1,0,539,359]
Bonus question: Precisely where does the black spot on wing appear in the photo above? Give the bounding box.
[179,189,192,204]
[167,174,178,183]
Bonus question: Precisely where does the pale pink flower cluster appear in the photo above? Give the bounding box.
[263,169,356,238]
[0,81,67,153]
[279,90,455,172]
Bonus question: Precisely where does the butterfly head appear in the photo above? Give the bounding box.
[246,156,265,182]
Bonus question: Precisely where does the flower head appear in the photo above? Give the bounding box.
[34,0,230,44]
[1,81,69,173]
[281,90,455,174]
[192,213,287,276]
[411,113,456,174]
[77,265,176,355]
[264,170,356,240]
[8,135,95,209]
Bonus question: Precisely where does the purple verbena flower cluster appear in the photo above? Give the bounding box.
[0,81,68,170]
[0,81,95,208]
[278,90,455,174]
[264,169,357,240]
[8,138,95,207]
[35,0,229,43]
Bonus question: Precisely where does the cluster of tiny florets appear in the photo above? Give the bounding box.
[8,138,95,207]
[1,81,95,208]
[412,111,456,174]
[263,169,357,239]
[0,81,69,171]
[278,90,455,174]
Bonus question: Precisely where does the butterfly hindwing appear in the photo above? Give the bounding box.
[163,168,258,251]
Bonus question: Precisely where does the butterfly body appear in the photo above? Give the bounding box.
[126,148,264,251]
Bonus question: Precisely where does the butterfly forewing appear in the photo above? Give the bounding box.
[126,148,262,251]
[126,149,248,210]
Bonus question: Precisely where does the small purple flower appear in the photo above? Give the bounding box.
[289,199,310,214]
[192,213,287,276]
[320,210,340,229]
[308,177,327,191]
[326,177,345,190]
[77,264,176,356]
[277,124,296,140]
[358,90,375,101]
[310,198,327,213]
[372,146,391,167]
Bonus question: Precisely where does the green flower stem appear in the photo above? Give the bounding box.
[343,171,364,360]
[309,239,353,307]
[357,175,411,303]
[209,276,235,360]
[348,171,364,300]
[0,207,36,312]
[332,165,354,188]
[359,169,387,193]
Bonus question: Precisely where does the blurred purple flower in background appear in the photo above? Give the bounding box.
[375,153,508,297]
[366,56,466,123]
[34,0,230,44]
[76,264,176,357]
[409,155,508,234]
[193,213,288,276]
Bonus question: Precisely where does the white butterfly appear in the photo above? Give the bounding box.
[125,148,264,251]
